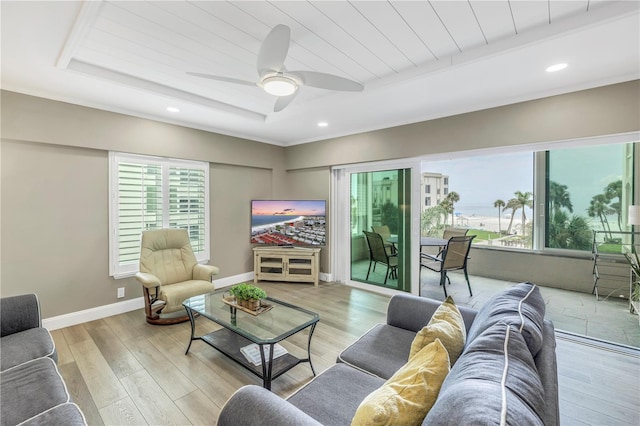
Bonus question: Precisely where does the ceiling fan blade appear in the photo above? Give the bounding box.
[288,71,364,92]
[187,72,257,87]
[274,92,297,112]
[257,25,290,76]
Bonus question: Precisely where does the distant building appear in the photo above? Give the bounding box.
[421,172,449,213]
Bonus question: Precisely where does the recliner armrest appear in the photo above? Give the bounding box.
[193,264,220,281]
[218,385,322,426]
[135,272,161,288]
[1,294,41,337]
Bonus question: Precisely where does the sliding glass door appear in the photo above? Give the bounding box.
[349,168,412,292]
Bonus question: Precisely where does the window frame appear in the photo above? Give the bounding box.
[108,152,210,278]
[419,135,637,256]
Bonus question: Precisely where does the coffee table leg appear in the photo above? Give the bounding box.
[307,323,317,376]
[185,307,196,355]
[259,343,275,390]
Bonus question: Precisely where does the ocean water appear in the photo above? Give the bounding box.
[454,205,533,218]
[252,215,290,227]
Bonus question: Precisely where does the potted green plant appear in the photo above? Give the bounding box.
[623,246,640,320]
[229,283,267,311]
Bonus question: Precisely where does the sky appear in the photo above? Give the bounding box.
[422,151,534,217]
[251,200,326,216]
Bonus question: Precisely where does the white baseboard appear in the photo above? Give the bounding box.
[42,271,332,331]
[42,272,255,331]
[213,272,254,288]
[43,297,145,331]
[319,272,332,282]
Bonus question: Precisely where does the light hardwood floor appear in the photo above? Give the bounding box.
[51,281,640,425]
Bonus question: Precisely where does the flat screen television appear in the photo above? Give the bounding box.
[251,200,326,246]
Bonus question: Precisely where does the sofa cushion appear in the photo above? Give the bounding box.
[351,339,450,426]
[0,357,71,426]
[465,282,545,356]
[338,324,417,380]
[0,328,56,371]
[425,321,545,426]
[409,296,465,364]
[287,363,385,425]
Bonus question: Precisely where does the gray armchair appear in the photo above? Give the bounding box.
[135,228,219,324]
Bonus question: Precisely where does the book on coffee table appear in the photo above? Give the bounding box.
[240,343,288,366]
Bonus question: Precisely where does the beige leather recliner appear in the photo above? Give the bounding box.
[135,228,218,324]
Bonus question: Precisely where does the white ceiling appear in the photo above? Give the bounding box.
[2,1,639,146]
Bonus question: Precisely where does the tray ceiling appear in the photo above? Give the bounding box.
[2,1,639,145]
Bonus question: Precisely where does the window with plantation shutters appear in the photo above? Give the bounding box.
[109,152,209,278]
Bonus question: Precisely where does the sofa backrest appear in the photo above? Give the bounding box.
[387,293,477,334]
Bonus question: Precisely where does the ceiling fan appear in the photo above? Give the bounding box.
[187,24,364,112]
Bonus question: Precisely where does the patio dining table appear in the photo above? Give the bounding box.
[386,235,449,247]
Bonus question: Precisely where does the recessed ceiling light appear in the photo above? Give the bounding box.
[546,63,568,73]
[318,122,328,127]
[166,106,180,113]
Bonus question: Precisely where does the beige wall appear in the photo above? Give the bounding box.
[281,167,332,271]
[285,80,640,169]
[211,164,273,275]
[1,81,639,318]
[1,91,283,169]
[1,91,286,318]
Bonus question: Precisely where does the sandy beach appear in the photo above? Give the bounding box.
[251,216,305,233]
[452,214,531,234]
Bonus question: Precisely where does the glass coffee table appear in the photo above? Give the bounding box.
[183,289,320,390]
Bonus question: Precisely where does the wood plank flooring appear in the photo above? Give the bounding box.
[51,281,640,426]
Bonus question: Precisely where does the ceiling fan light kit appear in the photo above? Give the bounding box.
[188,24,363,112]
[261,75,298,97]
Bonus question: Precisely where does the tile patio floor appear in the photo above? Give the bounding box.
[352,260,640,348]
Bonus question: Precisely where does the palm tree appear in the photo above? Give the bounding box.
[604,180,622,231]
[504,191,533,235]
[445,191,460,226]
[439,198,452,227]
[503,198,519,235]
[514,191,533,235]
[548,209,592,250]
[587,194,614,239]
[493,199,505,234]
[548,181,573,216]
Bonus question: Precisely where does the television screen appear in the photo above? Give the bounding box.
[251,200,326,246]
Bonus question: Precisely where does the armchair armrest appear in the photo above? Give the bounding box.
[1,294,41,337]
[193,264,219,281]
[420,252,441,262]
[218,385,322,426]
[135,272,161,289]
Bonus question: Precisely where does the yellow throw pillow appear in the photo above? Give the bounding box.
[409,296,466,365]
[351,339,450,426]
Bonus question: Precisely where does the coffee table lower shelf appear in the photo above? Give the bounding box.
[191,328,310,389]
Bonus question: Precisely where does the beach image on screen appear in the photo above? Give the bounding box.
[251,200,326,246]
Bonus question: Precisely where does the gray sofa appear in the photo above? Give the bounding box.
[218,282,559,426]
[0,294,86,426]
